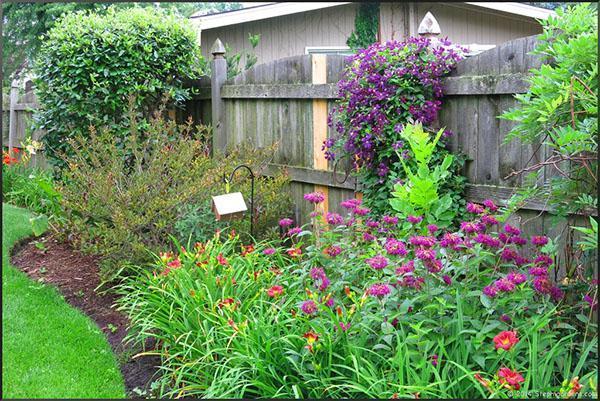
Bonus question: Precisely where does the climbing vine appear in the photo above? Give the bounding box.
[346,3,380,51]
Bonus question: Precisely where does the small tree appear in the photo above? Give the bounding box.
[33,6,204,170]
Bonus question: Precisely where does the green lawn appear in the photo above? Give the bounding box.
[2,203,125,398]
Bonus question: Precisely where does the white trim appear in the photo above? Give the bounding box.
[461,43,497,56]
[305,46,353,55]
[190,2,352,30]
[463,2,556,20]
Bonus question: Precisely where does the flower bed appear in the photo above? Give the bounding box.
[118,193,597,398]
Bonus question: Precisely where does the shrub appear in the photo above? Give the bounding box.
[33,6,204,170]
[2,144,62,220]
[324,37,466,218]
[59,102,291,280]
[118,194,597,398]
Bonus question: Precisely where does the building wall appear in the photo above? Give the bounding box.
[199,3,543,64]
[380,2,542,45]
[200,3,357,65]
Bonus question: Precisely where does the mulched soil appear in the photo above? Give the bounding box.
[10,234,161,397]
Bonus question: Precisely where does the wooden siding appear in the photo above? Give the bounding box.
[200,3,357,66]
[381,2,542,44]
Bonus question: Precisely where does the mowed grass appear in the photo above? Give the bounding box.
[2,203,125,398]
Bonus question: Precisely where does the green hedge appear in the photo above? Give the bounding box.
[33,7,204,170]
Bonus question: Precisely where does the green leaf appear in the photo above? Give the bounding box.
[30,214,49,237]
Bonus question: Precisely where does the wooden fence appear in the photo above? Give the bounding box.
[178,34,597,273]
[2,78,45,168]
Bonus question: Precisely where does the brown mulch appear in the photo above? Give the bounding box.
[10,234,161,397]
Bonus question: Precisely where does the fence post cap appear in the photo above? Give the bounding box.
[211,38,226,58]
[418,11,441,37]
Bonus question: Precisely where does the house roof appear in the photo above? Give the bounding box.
[190,2,556,31]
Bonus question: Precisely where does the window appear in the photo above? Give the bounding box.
[305,46,354,56]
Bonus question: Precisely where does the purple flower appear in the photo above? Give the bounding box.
[395,260,415,275]
[533,276,551,294]
[365,219,380,229]
[324,245,342,257]
[427,224,439,234]
[549,286,564,302]
[481,214,499,226]
[528,266,547,276]
[440,233,461,248]
[362,232,376,242]
[531,236,549,246]
[262,248,276,255]
[460,221,484,234]
[366,254,389,270]
[584,295,598,310]
[466,202,485,215]
[504,224,521,236]
[310,267,330,291]
[483,199,499,212]
[353,207,371,216]
[507,272,527,285]
[431,354,439,367]
[326,212,344,225]
[340,198,361,210]
[301,300,318,315]
[409,236,437,248]
[382,215,399,225]
[279,218,293,228]
[385,238,407,256]
[500,314,512,323]
[509,236,528,246]
[415,248,436,261]
[534,254,553,267]
[304,191,326,204]
[287,227,302,236]
[442,275,452,285]
[338,322,351,332]
[501,248,518,262]
[483,285,499,298]
[495,278,516,292]
[368,283,391,297]
[474,233,501,248]
[407,215,423,224]
[424,258,443,273]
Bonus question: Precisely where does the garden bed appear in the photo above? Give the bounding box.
[10,234,160,397]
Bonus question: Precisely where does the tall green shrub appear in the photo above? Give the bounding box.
[33,7,204,170]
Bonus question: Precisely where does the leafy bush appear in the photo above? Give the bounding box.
[325,37,466,217]
[118,194,597,398]
[2,145,62,220]
[390,123,457,230]
[59,103,291,280]
[33,6,204,170]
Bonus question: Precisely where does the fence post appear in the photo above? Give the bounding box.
[211,38,227,153]
[418,11,441,44]
[8,79,19,152]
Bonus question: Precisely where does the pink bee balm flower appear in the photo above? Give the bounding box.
[528,266,547,276]
[415,248,436,261]
[549,286,564,302]
[509,236,527,246]
[304,191,326,204]
[493,330,519,351]
[279,218,293,228]
[301,300,318,315]
[340,198,361,209]
[382,215,399,225]
[368,283,391,297]
[407,215,423,224]
[495,278,515,292]
[507,272,527,285]
[287,227,303,236]
[366,254,388,270]
[410,235,437,248]
[267,285,284,298]
[366,219,380,228]
[324,245,342,257]
[385,238,407,256]
[483,285,498,298]
[262,248,276,255]
[503,224,521,236]
[466,202,485,215]
[481,214,499,226]
[353,207,371,216]
[460,221,484,234]
[395,260,415,275]
[427,224,439,234]
[531,236,549,246]
[483,199,499,212]
[325,212,344,225]
[362,232,376,241]
[442,275,452,285]
[534,254,553,267]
